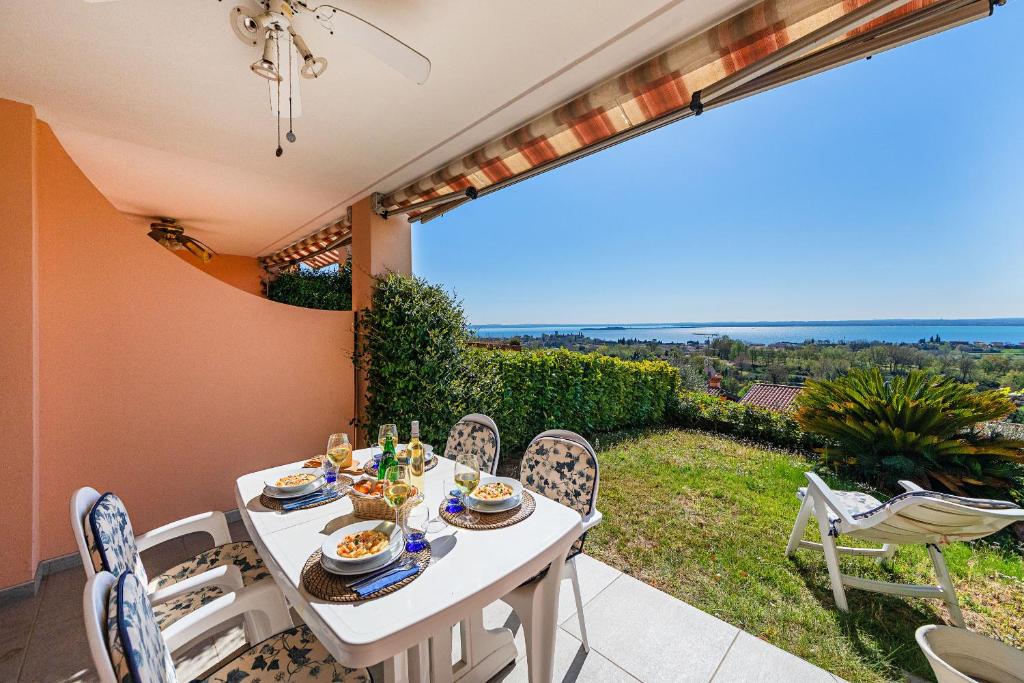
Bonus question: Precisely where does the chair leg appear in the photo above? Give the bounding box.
[927,543,965,628]
[567,558,589,653]
[876,543,897,566]
[811,496,848,612]
[786,495,814,556]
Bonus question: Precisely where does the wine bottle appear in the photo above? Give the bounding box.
[408,420,425,494]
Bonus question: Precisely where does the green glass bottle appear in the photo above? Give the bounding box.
[378,431,398,481]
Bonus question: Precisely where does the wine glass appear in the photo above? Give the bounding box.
[382,464,413,535]
[403,501,430,553]
[453,451,481,524]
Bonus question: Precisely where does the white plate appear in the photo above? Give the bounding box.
[321,520,402,566]
[466,476,523,507]
[464,493,522,514]
[320,549,401,576]
[264,468,323,494]
[262,478,325,500]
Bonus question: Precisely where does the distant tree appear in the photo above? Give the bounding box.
[766,361,788,384]
[959,354,976,382]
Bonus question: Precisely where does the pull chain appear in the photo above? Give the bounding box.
[275,29,283,157]
[286,31,296,143]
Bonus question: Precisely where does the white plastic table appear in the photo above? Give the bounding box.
[235,448,582,683]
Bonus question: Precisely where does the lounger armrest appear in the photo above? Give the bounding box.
[148,564,244,605]
[136,510,232,551]
[162,580,283,653]
[803,472,857,527]
[581,508,603,533]
[898,480,925,493]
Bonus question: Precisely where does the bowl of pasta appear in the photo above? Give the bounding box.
[467,477,523,507]
[321,520,402,568]
[264,468,323,495]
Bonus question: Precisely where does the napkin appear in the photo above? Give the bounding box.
[281,491,339,511]
[353,565,420,597]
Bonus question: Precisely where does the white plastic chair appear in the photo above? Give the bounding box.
[71,486,291,645]
[916,624,1024,683]
[787,473,1024,626]
[502,430,602,663]
[83,570,370,683]
[443,413,501,475]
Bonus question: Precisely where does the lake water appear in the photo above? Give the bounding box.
[471,322,1024,345]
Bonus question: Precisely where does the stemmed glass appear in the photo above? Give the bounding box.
[452,451,481,524]
[325,433,352,494]
[382,464,415,540]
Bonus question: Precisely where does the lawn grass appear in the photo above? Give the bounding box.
[582,428,1024,682]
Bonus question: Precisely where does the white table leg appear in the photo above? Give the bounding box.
[407,641,431,683]
[381,654,405,683]
[429,624,455,683]
[450,609,517,683]
[521,550,569,683]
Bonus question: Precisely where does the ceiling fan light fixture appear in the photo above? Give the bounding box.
[251,29,283,81]
[288,28,328,79]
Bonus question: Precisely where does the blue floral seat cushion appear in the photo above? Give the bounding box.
[195,624,371,683]
[445,420,499,475]
[85,492,149,583]
[108,572,177,683]
[152,585,226,629]
[519,437,598,518]
[149,541,270,592]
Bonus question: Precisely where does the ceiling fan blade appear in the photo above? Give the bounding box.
[181,236,217,263]
[328,9,430,84]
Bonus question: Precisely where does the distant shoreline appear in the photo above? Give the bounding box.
[473,318,1024,329]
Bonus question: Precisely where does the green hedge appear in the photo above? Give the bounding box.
[672,389,819,451]
[464,348,680,455]
[267,260,352,311]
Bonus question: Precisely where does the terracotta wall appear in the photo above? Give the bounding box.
[1,100,356,588]
[173,250,265,296]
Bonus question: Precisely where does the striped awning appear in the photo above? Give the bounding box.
[262,0,994,269]
[262,212,351,271]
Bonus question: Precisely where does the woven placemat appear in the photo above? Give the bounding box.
[259,476,353,512]
[301,543,431,602]
[438,491,536,530]
[363,456,438,477]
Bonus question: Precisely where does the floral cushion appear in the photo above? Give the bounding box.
[445,419,499,475]
[87,493,148,583]
[152,585,226,629]
[108,572,176,683]
[149,541,269,592]
[197,624,370,683]
[519,437,598,517]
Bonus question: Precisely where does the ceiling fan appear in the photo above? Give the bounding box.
[83,0,431,155]
[147,218,217,263]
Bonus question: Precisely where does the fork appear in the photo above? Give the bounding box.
[346,559,417,589]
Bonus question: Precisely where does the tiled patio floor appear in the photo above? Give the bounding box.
[0,522,845,683]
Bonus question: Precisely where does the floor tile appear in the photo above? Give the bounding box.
[18,610,97,682]
[0,592,38,681]
[35,569,86,627]
[140,537,188,577]
[711,632,836,683]
[229,519,252,543]
[563,573,739,683]
[557,556,622,626]
[490,627,638,683]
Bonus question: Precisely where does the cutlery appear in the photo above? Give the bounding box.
[346,559,416,588]
[282,491,338,510]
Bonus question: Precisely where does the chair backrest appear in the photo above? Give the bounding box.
[84,571,177,683]
[71,487,103,578]
[444,413,501,475]
[849,490,1024,545]
[519,430,599,517]
[82,492,149,584]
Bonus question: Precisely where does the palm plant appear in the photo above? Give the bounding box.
[794,368,1024,497]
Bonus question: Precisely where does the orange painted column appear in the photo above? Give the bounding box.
[349,195,411,446]
[0,100,40,589]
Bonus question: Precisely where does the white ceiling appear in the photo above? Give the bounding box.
[0,0,752,256]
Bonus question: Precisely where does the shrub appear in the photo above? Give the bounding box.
[794,368,1024,498]
[672,389,818,451]
[464,348,680,455]
[267,260,352,310]
[353,272,471,447]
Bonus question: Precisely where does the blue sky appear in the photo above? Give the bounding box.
[412,4,1024,326]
